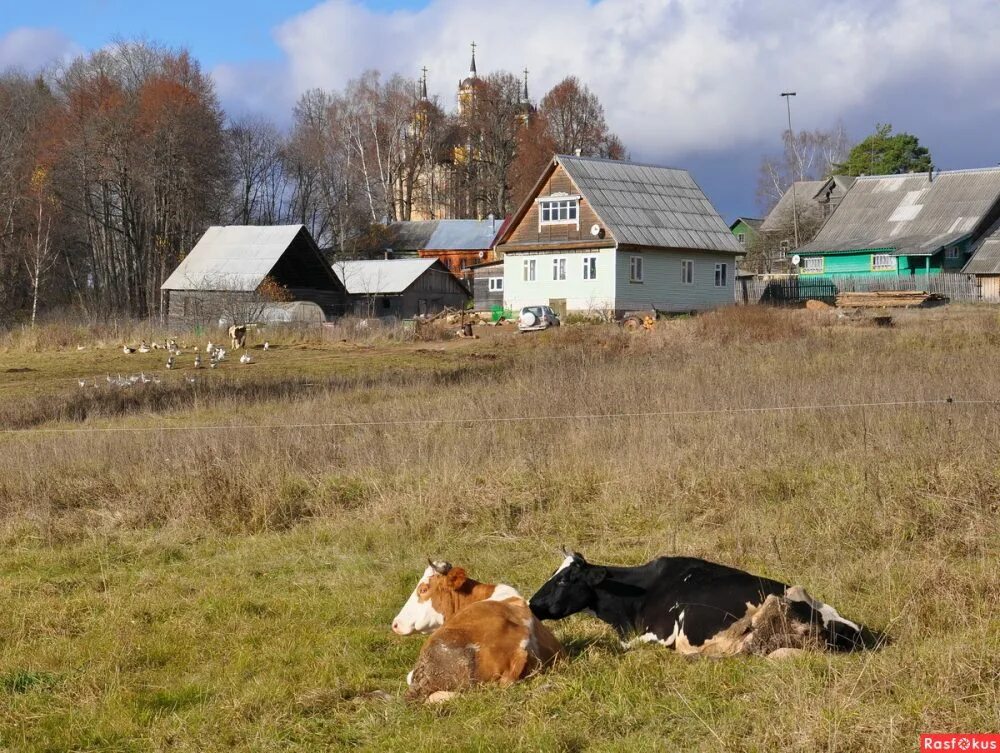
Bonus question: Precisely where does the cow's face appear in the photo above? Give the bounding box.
[391,560,468,635]
[529,552,606,621]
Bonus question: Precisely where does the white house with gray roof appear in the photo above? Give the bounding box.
[494,155,744,317]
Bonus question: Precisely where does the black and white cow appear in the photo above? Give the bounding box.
[529,551,883,656]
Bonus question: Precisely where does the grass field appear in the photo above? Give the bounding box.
[0,307,998,752]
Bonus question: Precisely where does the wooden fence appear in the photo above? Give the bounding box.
[736,274,982,305]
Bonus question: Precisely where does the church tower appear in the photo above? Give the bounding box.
[457,41,478,115]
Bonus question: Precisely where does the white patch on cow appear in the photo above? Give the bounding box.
[554,555,575,575]
[392,566,445,635]
[406,670,414,686]
[621,620,682,650]
[487,583,522,602]
[785,585,861,632]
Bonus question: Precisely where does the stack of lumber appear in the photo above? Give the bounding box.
[835,291,948,309]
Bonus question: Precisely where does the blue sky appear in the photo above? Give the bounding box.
[4,0,1000,220]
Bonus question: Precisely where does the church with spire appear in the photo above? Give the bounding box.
[406,43,536,221]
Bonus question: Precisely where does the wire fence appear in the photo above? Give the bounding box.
[1,397,995,438]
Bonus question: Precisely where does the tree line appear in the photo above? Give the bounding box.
[0,41,624,323]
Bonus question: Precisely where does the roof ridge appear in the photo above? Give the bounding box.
[556,154,689,173]
[854,166,1000,181]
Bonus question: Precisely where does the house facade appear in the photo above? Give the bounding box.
[794,168,1000,279]
[729,217,762,249]
[495,155,743,317]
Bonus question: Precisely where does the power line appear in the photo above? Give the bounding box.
[0,397,993,438]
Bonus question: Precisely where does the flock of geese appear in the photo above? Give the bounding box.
[79,338,272,389]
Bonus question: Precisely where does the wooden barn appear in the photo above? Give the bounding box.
[161,225,348,325]
[332,258,470,318]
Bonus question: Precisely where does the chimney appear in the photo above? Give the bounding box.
[928,166,934,183]
[574,148,582,157]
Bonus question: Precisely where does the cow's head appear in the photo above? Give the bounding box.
[529,549,607,621]
[391,560,471,635]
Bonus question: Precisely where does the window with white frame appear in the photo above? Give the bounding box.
[523,259,536,281]
[737,232,746,245]
[488,277,503,292]
[538,196,579,227]
[872,253,897,271]
[802,256,823,273]
[552,257,566,280]
[681,259,694,285]
[629,255,643,283]
[582,256,597,280]
[945,246,961,260]
[714,262,728,287]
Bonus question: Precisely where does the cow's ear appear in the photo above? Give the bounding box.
[584,567,607,586]
[447,568,468,589]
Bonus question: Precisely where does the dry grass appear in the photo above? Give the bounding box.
[0,305,998,751]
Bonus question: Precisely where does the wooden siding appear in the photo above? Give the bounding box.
[167,288,349,325]
[614,250,738,313]
[346,264,470,318]
[503,248,617,314]
[473,265,504,310]
[502,164,616,248]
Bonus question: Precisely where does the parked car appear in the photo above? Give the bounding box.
[518,305,561,332]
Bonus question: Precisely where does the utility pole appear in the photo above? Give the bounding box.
[781,92,800,249]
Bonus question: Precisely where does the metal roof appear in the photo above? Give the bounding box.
[555,155,742,254]
[162,225,312,291]
[730,217,763,231]
[385,220,499,252]
[332,258,441,294]
[797,168,1000,257]
[759,180,828,233]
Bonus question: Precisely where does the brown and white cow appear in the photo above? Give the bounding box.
[392,561,564,702]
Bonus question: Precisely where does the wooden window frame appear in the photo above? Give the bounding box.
[681,259,694,285]
[871,253,896,271]
[537,196,580,229]
[629,255,644,283]
[552,257,567,281]
[802,256,824,274]
[714,262,728,287]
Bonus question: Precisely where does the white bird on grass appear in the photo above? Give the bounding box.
[123,345,136,354]
[240,352,252,364]
[263,341,270,351]
[138,341,151,353]
[194,354,202,368]
[206,342,214,353]
[166,356,175,370]
[78,379,86,388]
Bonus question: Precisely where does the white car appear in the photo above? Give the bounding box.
[518,305,561,332]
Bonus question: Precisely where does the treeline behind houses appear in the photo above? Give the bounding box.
[0,41,624,323]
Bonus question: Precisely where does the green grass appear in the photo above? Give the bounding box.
[0,307,998,751]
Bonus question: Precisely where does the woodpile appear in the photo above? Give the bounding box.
[835,291,948,309]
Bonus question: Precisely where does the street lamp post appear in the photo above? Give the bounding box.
[781,92,800,249]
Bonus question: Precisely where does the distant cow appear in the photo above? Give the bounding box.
[529,551,883,657]
[228,325,247,350]
[393,561,564,701]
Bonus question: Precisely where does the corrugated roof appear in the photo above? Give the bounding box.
[963,238,1000,274]
[385,220,499,252]
[759,180,828,233]
[730,217,763,231]
[798,168,1000,256]
[555,155,742,254]
[332,258,439,294]
[162,225,309,291]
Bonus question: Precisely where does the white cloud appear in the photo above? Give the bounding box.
[0,27,79,73]
[211,0,1000,162]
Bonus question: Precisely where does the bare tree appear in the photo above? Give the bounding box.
[539,77,625,159]
[756,122,851,213]
[227,115,287,225]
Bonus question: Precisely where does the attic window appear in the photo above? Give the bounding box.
[736,232,746,245]
[538,197,579,228]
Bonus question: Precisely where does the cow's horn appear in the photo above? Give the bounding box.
[560,545,573,557]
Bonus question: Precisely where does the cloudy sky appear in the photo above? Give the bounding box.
[3,0,1000,219]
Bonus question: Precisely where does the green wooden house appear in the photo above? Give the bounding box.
[729,217,762,249]
[794,168,1000,279]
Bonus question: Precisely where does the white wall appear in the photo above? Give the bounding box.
[615,250,738,312]
[503,248,616,313]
